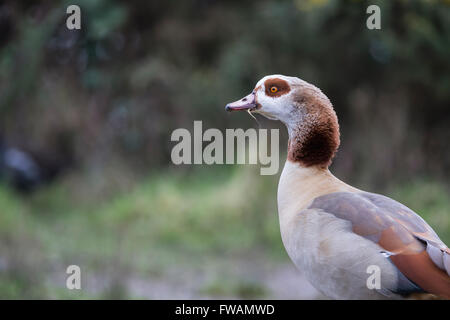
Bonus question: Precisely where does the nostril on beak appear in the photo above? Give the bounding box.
[242,98,247,102]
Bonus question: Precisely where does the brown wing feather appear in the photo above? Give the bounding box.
[308,191,450,298]
[390,251,450,298]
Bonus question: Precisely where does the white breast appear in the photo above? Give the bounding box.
[277,160,357,232]
[276,161,401,299]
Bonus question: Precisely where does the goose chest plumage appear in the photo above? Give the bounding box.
[225,74,450,299]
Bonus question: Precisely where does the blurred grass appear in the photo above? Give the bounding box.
[0,166,282,298]
[201,278,267,299]
[0,167,449,299]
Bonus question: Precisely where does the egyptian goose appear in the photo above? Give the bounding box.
[225,75,450,299]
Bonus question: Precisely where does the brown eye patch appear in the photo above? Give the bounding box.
[264,78,291,97]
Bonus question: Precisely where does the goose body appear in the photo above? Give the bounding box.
[226,75,450,299]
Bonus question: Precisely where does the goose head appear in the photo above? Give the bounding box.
[226,74,340,168]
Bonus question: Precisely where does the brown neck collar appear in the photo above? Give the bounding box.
[286,93,340,169]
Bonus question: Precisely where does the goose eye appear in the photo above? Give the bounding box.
[270,86,278,93]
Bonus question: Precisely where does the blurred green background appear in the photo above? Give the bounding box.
[0,0,449,299]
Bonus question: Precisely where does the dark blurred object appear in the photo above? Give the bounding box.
[0,4,14,48]
[0,140,42,192]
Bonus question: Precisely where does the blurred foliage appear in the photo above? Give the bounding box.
[0,0,448,187]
